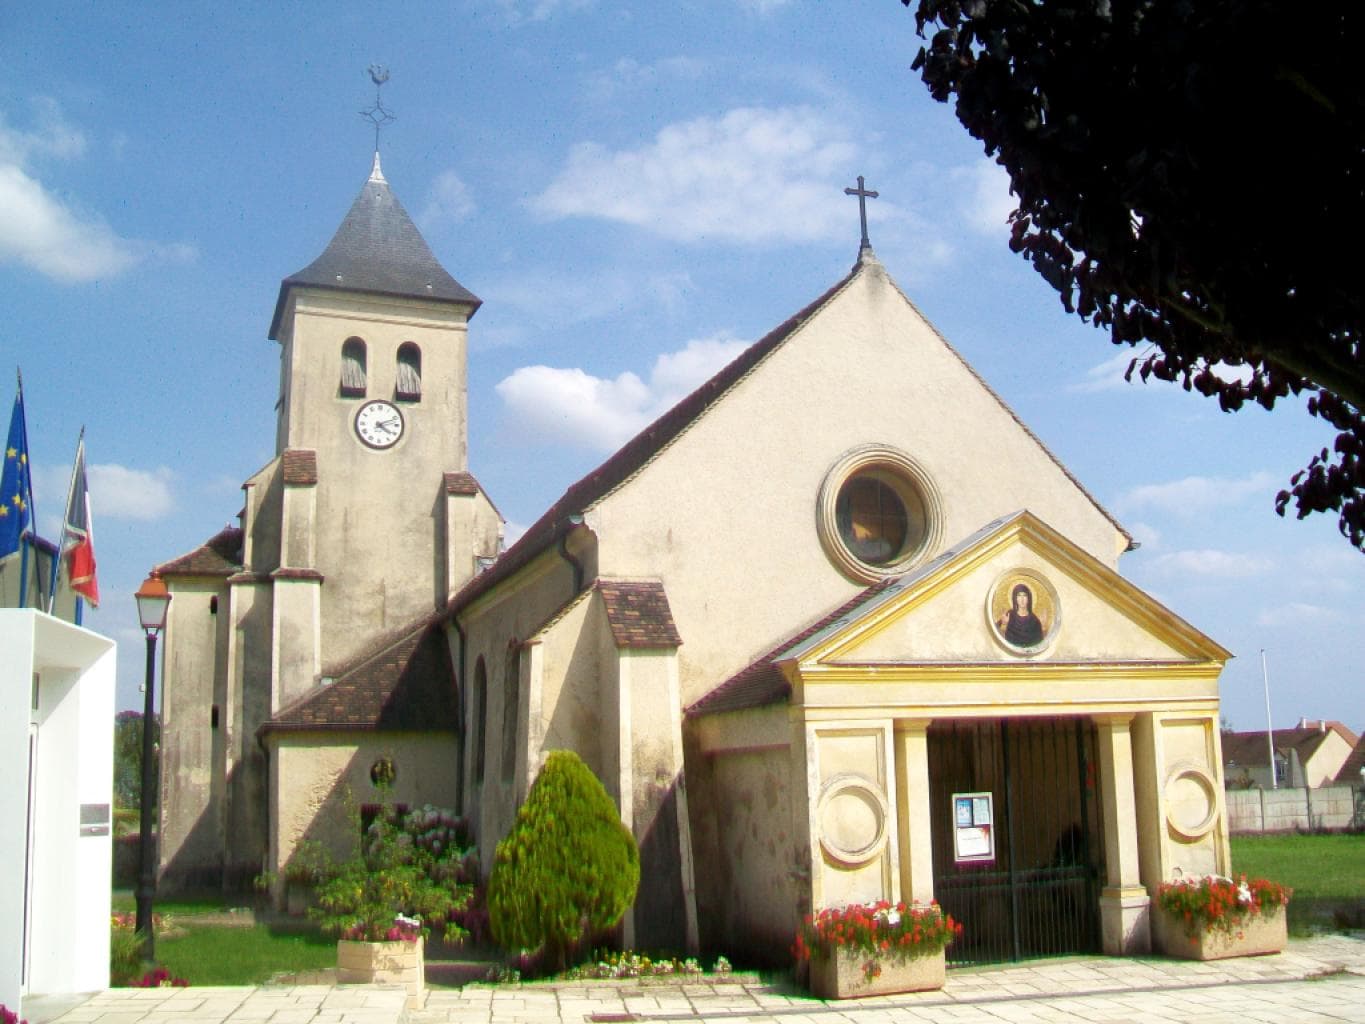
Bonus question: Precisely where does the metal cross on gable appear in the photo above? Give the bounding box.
[844,175,880,251]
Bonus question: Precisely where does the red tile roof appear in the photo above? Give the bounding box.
[156,526,244,577]
[282,449,318,486]
[1221,723,1359,769]
[598,580,681,648]
[443,471,481,495]
[1335,734,1365,785]
[262,615,455,734]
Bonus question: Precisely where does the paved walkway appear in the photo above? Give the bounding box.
[23,935,1365,1024]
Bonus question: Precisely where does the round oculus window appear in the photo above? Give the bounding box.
[817,446,942,583]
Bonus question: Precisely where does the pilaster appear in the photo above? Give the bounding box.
[1095,713,1151,954]
[893,718,935,905]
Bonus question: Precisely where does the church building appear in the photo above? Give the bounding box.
[155,155,1233,965]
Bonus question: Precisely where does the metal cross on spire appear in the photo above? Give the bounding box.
[844,175,880,252]
[360,64,396,154]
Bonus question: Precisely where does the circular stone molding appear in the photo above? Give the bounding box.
[816,773,890,867]
[1163,764,1219,841]
[816,445,943,584]
[986,567,1061,657]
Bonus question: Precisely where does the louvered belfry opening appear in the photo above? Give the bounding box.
[928,717,1105,965]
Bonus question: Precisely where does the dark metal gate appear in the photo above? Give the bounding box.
[928,717,1104,965]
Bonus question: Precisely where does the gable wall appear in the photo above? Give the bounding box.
[588,262,1126,707]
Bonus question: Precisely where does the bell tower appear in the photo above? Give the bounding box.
[251,152,499,710]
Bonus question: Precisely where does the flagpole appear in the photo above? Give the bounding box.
[15,369,32,609]
[48,426,84,615]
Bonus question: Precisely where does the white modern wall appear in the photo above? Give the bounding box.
[0,610,116,1010]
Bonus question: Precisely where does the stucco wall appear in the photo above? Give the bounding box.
[267,732,461,883]
[697,741,802,964]
[159,578,229,888]
[586,260,1128,711]
[455,549,581,871]
[281,289,474,667]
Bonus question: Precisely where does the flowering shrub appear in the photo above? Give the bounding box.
[794,901,960,975]
[341,913,422,943]
[1,1004,29,1024]
[131,967,189,988]
[560,951,736,980]
[1156,874,1290,938]
[312,803,475,943]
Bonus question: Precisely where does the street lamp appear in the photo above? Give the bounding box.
[134,573,171,960]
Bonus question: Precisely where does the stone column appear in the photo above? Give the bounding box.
[1094,713,1151,954]
[893,719,935,905]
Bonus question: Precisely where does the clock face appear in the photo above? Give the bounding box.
[354,400,405,449]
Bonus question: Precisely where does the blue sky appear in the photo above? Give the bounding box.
[3,1,1361,738]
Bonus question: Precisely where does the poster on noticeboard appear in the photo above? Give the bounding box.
[952,791,995,863]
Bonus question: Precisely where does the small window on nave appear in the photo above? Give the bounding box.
[473,656,488,785]
[341,338,367,397]
[396,343,421,402]
[501,642,520,783]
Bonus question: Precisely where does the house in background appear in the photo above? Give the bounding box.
[1334,734,1365,789]
[1222,719,1359,789]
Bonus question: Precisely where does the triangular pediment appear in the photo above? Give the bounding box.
[785,512,1229,674]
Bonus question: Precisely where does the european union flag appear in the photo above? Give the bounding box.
[0,385,33,559]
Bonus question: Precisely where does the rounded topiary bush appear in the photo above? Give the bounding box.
[487,750,639,970]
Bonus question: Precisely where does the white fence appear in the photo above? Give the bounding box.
[1225,784,1360,833]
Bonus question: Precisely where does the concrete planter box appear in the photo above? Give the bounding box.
[1153,907,1287,961]
[336,938,424,1007]
[809,948,946,999]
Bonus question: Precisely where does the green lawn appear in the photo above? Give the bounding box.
[1231,832,1365,932]
[111,891,337,986]
[154,923,337,986]
[1230,833,1365,901]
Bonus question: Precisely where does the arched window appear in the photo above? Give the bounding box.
[341,337,367,397]
[473,656,488,784]
[396,343,421,402]
[501,642,520,783]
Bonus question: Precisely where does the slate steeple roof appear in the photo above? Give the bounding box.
[268,154,481,339]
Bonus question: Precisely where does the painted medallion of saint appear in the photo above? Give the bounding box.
[989,573,1057,652]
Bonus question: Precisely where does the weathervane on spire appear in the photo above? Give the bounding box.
[360,64,396,154]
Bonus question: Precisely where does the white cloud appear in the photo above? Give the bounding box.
[0,100,193,282]
[738,0,794,10]
[503,521,529,548]
[583,56,707,101]
[531,106,866,245]
[1125,520,1161,551]
[1148,548,1271,578]
[496,333,749,450]
[1115,471,1278,519]
[88,463,175,521]
[421,170,475,226]
[492,0,593,25]
[482,267,694,336]
[1070,348,1158,394]
[1256,602,1344,628]
[954,160,1015,236]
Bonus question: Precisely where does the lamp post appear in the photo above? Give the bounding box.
[1260,649,1277,790]
[134,573,171,960]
